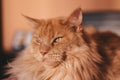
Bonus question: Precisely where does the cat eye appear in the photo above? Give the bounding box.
[52,37,63,44]
[36,38,41,43]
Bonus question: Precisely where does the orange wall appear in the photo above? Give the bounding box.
[2,0,120,51]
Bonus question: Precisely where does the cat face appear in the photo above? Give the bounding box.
[25,8,83,67]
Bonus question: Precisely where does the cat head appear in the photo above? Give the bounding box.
[24,8,85,68]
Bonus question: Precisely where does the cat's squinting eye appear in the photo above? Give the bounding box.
[52,37,63,44]
[36,38,41,43]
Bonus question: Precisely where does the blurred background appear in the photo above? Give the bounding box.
[0,0,120,79]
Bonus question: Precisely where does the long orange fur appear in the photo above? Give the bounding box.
[5,8,120,80]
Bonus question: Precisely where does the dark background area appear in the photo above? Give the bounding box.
[0,0,4,79]
[0,0,3,74]
[0,1,7,79]
[0,1,14,79]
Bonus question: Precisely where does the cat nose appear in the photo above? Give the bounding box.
[40,50,48,55]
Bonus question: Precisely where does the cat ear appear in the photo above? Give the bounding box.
[22,15,42,29]
[68,8,83,32]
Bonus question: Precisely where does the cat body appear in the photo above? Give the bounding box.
[6,8,120,80]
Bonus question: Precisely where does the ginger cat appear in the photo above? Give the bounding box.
[5,8,120,80]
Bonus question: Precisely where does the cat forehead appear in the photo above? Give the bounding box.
[35,18,68,36]
[38,18,67,30]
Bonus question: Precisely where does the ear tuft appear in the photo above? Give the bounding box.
[68,8,83,32]
[22,14,41,29]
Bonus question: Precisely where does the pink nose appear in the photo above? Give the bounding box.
[40,50,48,55]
